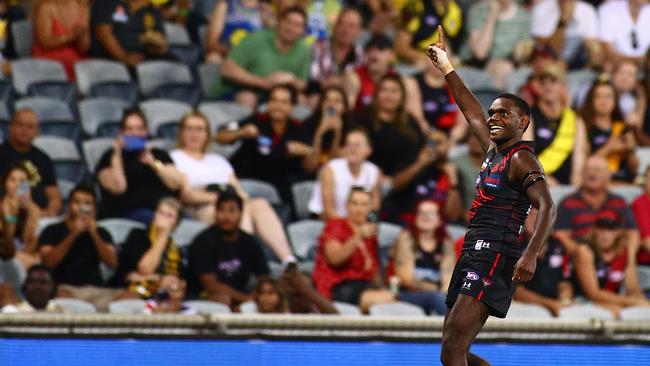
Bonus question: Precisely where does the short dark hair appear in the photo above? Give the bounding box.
[270,83,298,105]
[344,126,373,148]
[348,185,373,201]
[279,5,307,23]
[69,183,96,204]
[496,93,531,131]
[24,263,57,295]
[216,188,243,211]
[119,107,148,131]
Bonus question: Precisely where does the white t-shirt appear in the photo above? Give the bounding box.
[531,0,598,60]
[308,158,380,216]
[170,149,234,187]
[598,0,650,58]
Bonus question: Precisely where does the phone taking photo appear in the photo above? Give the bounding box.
[17,181,29,198]
[122,135,148,152]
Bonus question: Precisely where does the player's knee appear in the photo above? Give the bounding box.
[441,325,468,363]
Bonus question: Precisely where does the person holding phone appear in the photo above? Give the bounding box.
[0,163,40,292]
[96,108,184,223]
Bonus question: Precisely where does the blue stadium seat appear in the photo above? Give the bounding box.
[33,135,86,183]
[136,61,200,105]
[139,99,192,138]
[79,97,128,137]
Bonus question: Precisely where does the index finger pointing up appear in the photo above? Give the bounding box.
[437,25,446,51]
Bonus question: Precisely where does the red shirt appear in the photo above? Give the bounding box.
[631,193,650,265]
[312,219,379,299]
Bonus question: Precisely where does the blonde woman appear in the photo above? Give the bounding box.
[171,111,296,265]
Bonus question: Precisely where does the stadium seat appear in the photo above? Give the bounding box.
[334,302,362,316]
[287,220,324,260]
[136,61,200,105]
[638,266,650,292]
[53,298,97,314]
[448,143,469,159]
[291,181,315,220]
[57,179,75,203]
[610,186,643,205]
[198,63,220,98]
[75,60,138,105]
[12,59,73,104]
[98,218,146,246]
[369,301,425,317]
[240,179,282,204]
[291,104,313,121]
[239,300,258,314]
[185,300,232,315]
[108,299,147,314]
[171,45,202,69]
[164,24,200,68]
[194,0,218,15]
[79,97,128,137]
[394,63,421,77]
[455,67,495,90]
[173,219,209,247]
[33,136,86,183]
[164,22,192,46]
[11,19,32,58]
[267,261,283,279]
[198,101,253,131]
[619,306,650,320]
[505,67,532,94]
[549,185,576,206]
[16,97,80,140]
[566,69,597,101]
[446,224,468,242]
[139,99,192,138]
[637,147,650,176]
[558,304,615,320]
[378,222,402,249]
[82,138,114,173]
[505,302,553,319]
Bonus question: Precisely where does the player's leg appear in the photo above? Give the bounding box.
[440,294,490,366]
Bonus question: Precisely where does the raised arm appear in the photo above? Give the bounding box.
[509,151,556,283]
[426,26,492,152]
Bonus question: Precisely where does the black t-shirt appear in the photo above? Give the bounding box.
[0,142,57,209]
[229,114,310,182]
[111,227,184,286]
[95,148,177,218]
[524,239,570,299]
[90,0,165,58]
[187,226,270,295]
[354,110,425,176]
[38,222,114,287]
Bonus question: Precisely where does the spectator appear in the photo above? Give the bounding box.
[598,0,650,66]
[631,166,650,269]
[254,273,338,314]
[299,85,349,169]
[217,84,313,206]
[253,277,288,313]
[462,0,532,90]
[38,184,119,311]
[514,209,574,316]
[171,111,296,266]
[573,210,649,316]
[0,0,27,60]
[32,0,90,80]
[517,43,558,107]
[308,128,382,220]
[383,129,463,225]
[145,275,195,314]
[554,156,639,257]
[580,79,639,182]
[96,109,184,223]
[630,49,650,146]
[528,63,588,186]
[531,0,602,69]
[304,0,342,45]
[310,7,364,86]
[203,0,266,64]
[313,187,394,309]
[344,33,396,110]
[1,264,64,313]
[611,59,646,123]
[111,197,184,298]
[355,74,424,178]
[395,0,464,68]
[187,190,271,307]
[386,200,454,315]
[452,133,483,220]
[0,109,62,217]
[0,163,40,288]
[403,60,462,137]
[217,6,311,109]
[90,0,170,67]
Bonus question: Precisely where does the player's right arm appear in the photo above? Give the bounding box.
[426,25,492,152]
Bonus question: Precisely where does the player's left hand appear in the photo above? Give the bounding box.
[512,253,537,284]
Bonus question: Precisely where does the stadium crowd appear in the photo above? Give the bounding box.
[0,0,649,319]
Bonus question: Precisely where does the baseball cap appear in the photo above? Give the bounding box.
[364,34,393,51]
[595,210,623,229]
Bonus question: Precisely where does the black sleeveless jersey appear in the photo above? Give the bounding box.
[463,141,535,257]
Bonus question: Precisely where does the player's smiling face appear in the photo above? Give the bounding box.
[487,98,521,145]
